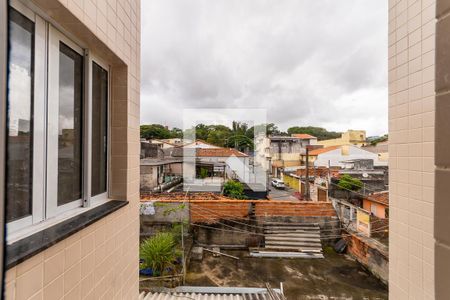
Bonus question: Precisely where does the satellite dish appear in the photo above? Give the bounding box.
[362,173,369,178]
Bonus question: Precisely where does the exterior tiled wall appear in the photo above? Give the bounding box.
[5,0,141,299]
[435,0,450,297]
[388,0,436,299]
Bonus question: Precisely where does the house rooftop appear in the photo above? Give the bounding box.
[291,133,317,139]
[366,191,389,206]
[197,148,248,157]
[308,145,340,156]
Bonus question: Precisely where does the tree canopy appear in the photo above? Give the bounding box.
[287,126,341,141]
[140,124,183,140]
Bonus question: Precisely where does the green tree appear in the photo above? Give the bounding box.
[223,180,247,199]
[337,174,363,200]
[170,127,183,138]
[287,126,341,140]
[140,124,172,140]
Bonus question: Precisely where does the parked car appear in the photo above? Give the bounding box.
[271,179,285,189]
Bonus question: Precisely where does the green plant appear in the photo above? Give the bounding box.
[223,180,247,199]
[337,174,363,191]
[337,174,363,200]
[140,232,178,276]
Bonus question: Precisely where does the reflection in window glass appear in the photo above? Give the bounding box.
[58,42,83,206]
[91,62,108,196]
[6,8,34,222]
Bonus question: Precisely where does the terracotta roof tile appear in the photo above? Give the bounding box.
[366,191,389,206]
[196,148,248,157]
[308,145,340,156]
[291,133,317,139]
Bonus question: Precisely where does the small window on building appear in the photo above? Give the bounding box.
[370,203,377,215]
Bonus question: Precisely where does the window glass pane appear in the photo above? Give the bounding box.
[91,62,108,196]
[58,42,83,206]
[6,8,34,222]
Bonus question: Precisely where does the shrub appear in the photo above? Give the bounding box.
[223,180,247,199]
[337,174,363,191]
[140,232,178,276]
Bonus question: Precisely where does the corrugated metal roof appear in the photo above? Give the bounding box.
[140,286,283,300]
[142,292,271,300]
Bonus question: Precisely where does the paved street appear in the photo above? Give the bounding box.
[267,184,299,201]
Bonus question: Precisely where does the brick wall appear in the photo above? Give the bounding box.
[190,201,250,223]
[344,232,389,284]
[254,201,336,217]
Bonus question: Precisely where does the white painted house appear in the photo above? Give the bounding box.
[308,145,388,168]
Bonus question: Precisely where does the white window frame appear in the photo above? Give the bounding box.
[87,54,110,206]
[46,24,84,218]
[6,1,46,233]
[6,1,111,238]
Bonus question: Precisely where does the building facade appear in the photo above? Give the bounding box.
[389,0,450,298]
[1,0,141,299]
[317,130,367,147]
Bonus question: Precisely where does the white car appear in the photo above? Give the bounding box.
[271,179,285,189]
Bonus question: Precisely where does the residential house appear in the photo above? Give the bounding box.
[148,138,179,149]
[1,0,141,299]
[255,134,318,177]
[302,145,388,168]
[140,143,182,193]
[159,138,191,146]
[362,140,389,162]
[183,139,221,149]
[363,191,389,219]
[317,130,367,147]
[182,147,251,192]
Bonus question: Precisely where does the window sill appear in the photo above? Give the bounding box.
[5,200,128,269]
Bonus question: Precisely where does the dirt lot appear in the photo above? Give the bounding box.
[186,249,388,300]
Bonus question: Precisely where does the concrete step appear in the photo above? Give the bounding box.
[264,232,321,237]
[250,251,324,259]
[261,246,323,252]
[263,222,319,227]
[264,226,320,231]
[265,242,322,248]
[265,236,321,243]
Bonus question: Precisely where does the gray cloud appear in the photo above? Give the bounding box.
[141,0,388,136]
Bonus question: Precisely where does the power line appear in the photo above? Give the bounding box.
[190,222,389,241]
[190,205,389,238]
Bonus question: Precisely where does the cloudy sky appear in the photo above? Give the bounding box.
[140,0,388,136]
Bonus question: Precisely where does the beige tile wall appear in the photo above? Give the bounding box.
[388,0,436,299]
[5,0,141,299]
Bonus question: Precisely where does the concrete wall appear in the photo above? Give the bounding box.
[140,165,159,190]
[5,0,141,299]
[388,0,435,298]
